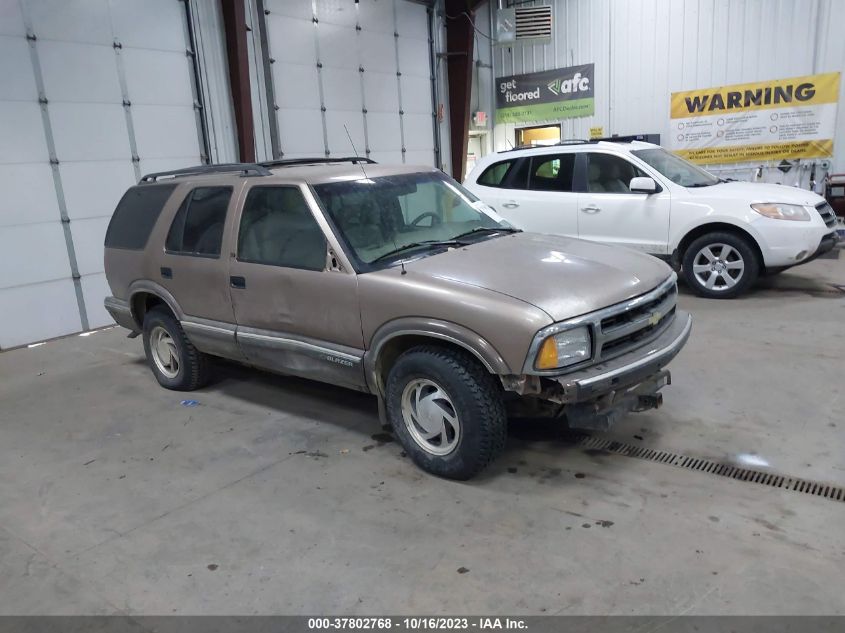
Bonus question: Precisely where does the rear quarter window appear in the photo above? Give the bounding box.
[105,184,177,250]
[477,160,514,187]
[165,186,232,257]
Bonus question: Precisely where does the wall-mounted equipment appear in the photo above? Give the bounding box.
[496,6,553,45]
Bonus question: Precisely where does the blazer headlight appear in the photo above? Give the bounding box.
[535,326,591,370]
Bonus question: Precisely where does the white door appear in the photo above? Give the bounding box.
[0,0,207,348]
[258,0,435,166]
[577,152,671,254]
[502,153,580,236]
[468,157,520,221]
[474,153,579,235]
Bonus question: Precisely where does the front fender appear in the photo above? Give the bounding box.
[670,213,766,253]
[364,317,511,395]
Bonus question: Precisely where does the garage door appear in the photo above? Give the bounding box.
[0,0,206,349]
[260,0,436,166]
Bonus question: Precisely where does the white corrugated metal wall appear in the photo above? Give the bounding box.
[479,0,845,184]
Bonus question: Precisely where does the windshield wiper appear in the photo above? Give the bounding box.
[687,182,718,188]
[371,240,464,263]
[453,226,522,240]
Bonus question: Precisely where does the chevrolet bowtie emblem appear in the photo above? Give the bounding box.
[648,311,662,326]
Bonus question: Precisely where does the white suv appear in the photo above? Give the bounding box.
[465,140,839,298]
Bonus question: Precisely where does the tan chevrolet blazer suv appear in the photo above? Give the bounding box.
[103,158,692,479]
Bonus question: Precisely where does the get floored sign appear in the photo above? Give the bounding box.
[495,63,595,124]
[670,72,840,164]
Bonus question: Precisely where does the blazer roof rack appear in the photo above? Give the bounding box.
[500,139,595,153]
[139,163,272,183]
[260,156,376,168]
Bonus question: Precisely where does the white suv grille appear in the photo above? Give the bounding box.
[816,202,837,228]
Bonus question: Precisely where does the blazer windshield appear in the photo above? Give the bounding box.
[312,171,507,265]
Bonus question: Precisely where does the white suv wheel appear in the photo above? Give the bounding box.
[691,243,745,292]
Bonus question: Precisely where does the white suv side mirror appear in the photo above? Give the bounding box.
[630,176,658,194]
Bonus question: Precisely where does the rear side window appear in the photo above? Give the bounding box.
[165,186,232,257]
[105,184,177,250]
[477,160,514,187]
[237,186,326,271]
[528,154,576,192]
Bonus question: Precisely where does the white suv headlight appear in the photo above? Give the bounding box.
[751,203,811,221]
[535,326,591,370]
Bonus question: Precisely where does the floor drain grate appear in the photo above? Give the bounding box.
[766,284,845,295]
[577,435,845,503]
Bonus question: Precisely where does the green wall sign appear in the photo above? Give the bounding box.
[496,63,595,124]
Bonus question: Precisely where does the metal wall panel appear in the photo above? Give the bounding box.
[483,0,845,178]
[0,223,71,287]
[816,0,845,177]
[0,0,26,36]
[80,271,112,330]
[0,163,58,227]
[0,280,83,348]
[189,0,238,164]
[257,0,438,165]
[0,102,47,163]
[0,0,213,348]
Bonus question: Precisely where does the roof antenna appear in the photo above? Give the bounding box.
[343,124,368,181]
[344,124,406,275]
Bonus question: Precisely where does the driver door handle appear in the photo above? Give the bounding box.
[581,205,601,214]
[502,201,520,209]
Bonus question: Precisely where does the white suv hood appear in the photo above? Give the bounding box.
[686,181,826,206]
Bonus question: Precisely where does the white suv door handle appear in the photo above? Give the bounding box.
[581,205,601,214]
[502,201,520,209]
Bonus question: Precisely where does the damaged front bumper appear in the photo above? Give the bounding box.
[555,310,691,402]
[508,310,692,429]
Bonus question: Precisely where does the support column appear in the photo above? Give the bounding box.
[444,0,484,181]
[221,0,256,162]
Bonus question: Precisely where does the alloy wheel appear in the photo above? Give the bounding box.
[691,243,745,292]
[400,378,461,456]
[149,325,180,379]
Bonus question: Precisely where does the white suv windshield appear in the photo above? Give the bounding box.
[313,172,510,265]
[631,147,720,187]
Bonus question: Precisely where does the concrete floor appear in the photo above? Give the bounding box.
[1,254,844,615]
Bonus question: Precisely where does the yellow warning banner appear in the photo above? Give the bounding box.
[675,140,834,164]
[669,72,840,164]
[671,73,840,119]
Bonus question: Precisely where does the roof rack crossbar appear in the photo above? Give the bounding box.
[259,156,376,168]
[139,163,272,183]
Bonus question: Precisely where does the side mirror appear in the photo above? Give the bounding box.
[630,176,658,194]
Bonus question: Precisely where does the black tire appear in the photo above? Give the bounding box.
[764,267,789,277]
[681,231,760,299]
[142,306,209,391]
[385,345,507,480]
